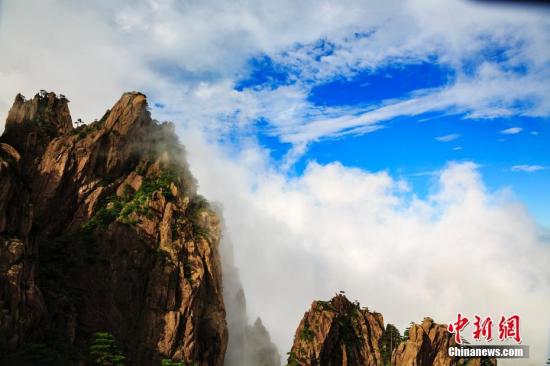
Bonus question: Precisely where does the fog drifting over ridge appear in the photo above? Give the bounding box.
[178,127,550,365]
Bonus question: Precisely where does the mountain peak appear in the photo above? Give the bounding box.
[0,91,227,366]
[7,91,72,132]
[104,91,150,134]
[1,91,72,161]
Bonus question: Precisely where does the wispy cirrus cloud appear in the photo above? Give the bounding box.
[501,127,523,135]
[436,133,461,142]
[270,64,550,146]
[511,165,546,173]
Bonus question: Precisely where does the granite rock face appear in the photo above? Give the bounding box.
[0,91,227,365]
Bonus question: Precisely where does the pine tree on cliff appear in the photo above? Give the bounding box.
[89,332,126,366]
[380,324,401,365]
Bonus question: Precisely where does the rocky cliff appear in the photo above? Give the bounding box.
[288,295,496,366]
[0,91,227,365]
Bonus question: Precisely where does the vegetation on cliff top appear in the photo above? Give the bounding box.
[71,109,110,139]
[84,169,178,230]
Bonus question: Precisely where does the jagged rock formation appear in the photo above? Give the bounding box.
[0,91,227,365]
[288,294,384,366]
[221,234,280,366]
[392,318,497,366]
[288,295,496,366]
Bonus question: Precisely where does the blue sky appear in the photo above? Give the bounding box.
[232,53,550,226]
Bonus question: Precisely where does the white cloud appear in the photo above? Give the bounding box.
[436,133,461,142]
[181,131,550,365]
[511,165,546,173]
[501,127,523,135]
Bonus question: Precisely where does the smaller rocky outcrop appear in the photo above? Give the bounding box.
[288,295,496,366]
[392,318,497,366]
[288,294,384,366]
[1,92,72,170]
